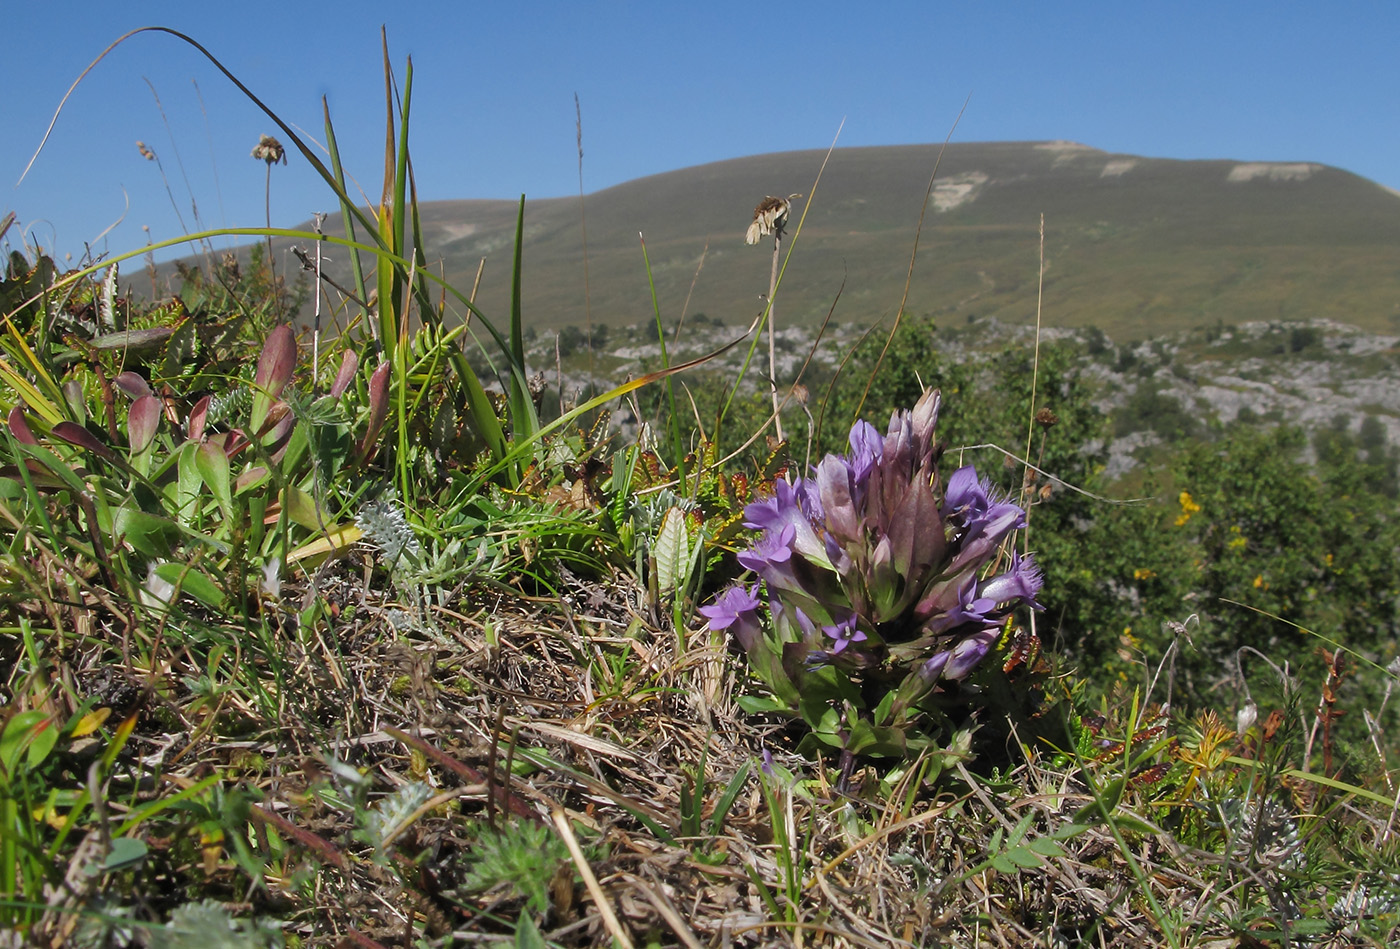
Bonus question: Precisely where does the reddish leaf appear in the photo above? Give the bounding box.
[1,460,67,490]
[328,349,358,400]
[208,430,250,459]
[7,407,38,446]
[357,361,391,460]
[251,325,297,434]
[1128,763,1172,790]
[113,371,153,400]
[187,395,210,443]
[264,409,296,461]
[255,325,298,396]
[234,466,269,493]
[52,421,116,462]
[128,396,161,453]
[259,400,294,443]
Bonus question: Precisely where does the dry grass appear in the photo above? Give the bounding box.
[10,541,1387,947]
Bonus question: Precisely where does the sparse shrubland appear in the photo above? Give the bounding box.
[3,28,1400,949]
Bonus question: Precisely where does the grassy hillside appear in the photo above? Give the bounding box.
[271,141,1400,339]
[12,34,1400,936]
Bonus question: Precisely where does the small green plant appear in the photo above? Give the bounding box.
[678,747,750,861]
[458,819,572,917]
[147,900,282,949]
[745,752,814,924]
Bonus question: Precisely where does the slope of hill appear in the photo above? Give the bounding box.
[276,142,1400,339]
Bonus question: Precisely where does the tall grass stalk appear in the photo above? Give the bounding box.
[716,123,841,448]
[851,99,965,423]
[766,224,785,443]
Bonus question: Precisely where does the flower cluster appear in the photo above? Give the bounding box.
[700,389,1043,759]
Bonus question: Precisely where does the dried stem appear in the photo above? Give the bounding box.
[768,230,784,442]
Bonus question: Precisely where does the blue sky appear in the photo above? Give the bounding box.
[5,1,1397,263]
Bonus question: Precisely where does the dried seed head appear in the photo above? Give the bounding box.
[745,193,802,245]
[136,141,155,161]
[1035,407,1059,429]
[251,134,287,165]
[1236,701,1258,736]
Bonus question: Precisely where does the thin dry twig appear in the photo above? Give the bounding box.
[551,806,634,949]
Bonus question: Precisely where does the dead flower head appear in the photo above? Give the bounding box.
[136,141,156,161]
[745,193,802,245]
[251,134,287,166]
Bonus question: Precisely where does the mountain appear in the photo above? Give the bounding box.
[281,142,1400,339]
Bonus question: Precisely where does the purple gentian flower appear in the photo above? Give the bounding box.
[737,523,796,574]
[815,454,861,546]
[716,387,1043,763]
[823,613,868,655]
[918,649,952,686]
[939,468,1027,576]
[943,626,1000,680]
[921,573,998,635]
[848,419,883,485]
[698,583,764,651]
[977,551,1044,611]
[743,478,832,568]
[944,466,994,518]
[910,389,940,456]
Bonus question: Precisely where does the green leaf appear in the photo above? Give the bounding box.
[735,695,789,714]
[1,710,52,775]
[112,507,179,559]
[1050,822,1092,840]
[1029,837,1068,858]
[843,718,908,758]
[103,836,148,871]
[1106,811,1162,836]
[194,442,232,520]
[154,562,226,610]
[654,506,688,596]
[283,485,329,532]
[1007,811,1035,845]
[873,689,897,726]
[708,760,752,837]
[1005,846,1046,869]
[505,197,540,444]
[88,326,177,352]
[26,714,59,769]
[513,912,547,949]
[176,442,203,525]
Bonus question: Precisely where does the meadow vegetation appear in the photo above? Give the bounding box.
[2,29,1400,948]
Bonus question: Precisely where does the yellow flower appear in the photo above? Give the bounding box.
[1175,490,1201,526]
